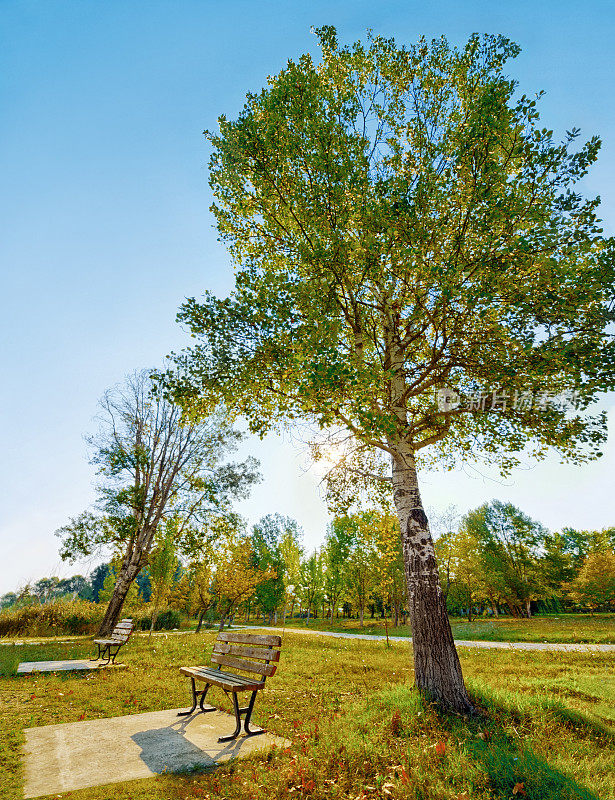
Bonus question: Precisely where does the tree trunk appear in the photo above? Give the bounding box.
[391,446,473,713]
[196,609,206,633]
[359,605,364,627]
[97,561,140,637]
[306,606,310,626]
[149,605,160,638]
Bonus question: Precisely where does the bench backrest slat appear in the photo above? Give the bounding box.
[211,652,277,677]
[217,631,281,648]
[213,642,281,663]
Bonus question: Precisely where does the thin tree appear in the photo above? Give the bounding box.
[57,370,259,636]
[147,523,178,636]
[171,30,615,711]
[465,501,547,618]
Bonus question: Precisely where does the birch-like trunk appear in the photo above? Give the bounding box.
[97,560,140,637]
[196,610,206,633]
[391,445,473,713]
[149,605,160,638]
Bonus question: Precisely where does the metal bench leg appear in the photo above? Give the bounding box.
[218,692,243,742]
[199,683,216,712]
[100,645,112,666]
[243,690,264,737]
[177,679,217,717]
[90,643,102,662]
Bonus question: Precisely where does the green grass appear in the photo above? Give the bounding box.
[260,613,615,644]
[1,632,614,799]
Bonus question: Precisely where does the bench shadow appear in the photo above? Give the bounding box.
[459,692,614,800]
[131,723,214,775]
[130,713,259,777]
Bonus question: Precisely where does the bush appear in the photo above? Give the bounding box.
[137,609,182,631]
[0,598,103,637]
[0,598,188,638]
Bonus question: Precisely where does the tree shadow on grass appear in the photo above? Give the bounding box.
[461,689,614,800]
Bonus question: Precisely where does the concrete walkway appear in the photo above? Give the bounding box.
[266,626,615,653]
[17,658,126,674]
[23,708,289,798]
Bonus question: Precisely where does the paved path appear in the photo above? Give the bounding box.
[23,708,288,798]
[5,626,615,653]
[264,627,615,653]
[17,659,126,674]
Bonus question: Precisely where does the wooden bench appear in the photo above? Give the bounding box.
[92,618,134,665]
[178,631,282,742]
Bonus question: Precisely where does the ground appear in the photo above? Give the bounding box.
[1,624,614,799]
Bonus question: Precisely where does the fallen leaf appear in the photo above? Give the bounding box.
[396,766,410,784]
[435,741,446,756]
[513,782,526,796]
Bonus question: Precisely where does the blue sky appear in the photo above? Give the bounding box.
[1,0,614,593]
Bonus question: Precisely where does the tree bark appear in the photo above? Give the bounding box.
[391,446,473,713]
[149,605,160,638]
[97,561,140,637]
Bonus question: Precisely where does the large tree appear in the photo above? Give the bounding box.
[250,514,287,623]
[464,501,548,618]
[57,370,259,636]
[170,30,615,711]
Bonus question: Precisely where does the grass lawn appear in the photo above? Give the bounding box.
[1,631,614,799]
[253,614,615,644]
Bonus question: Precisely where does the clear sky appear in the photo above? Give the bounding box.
[1,0,614,594]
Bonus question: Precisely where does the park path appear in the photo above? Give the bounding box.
[3,626,615,653]
[264,626,615,653]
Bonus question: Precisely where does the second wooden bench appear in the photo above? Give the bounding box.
[178,630,282,742]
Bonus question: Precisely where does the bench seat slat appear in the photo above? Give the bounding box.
[180,666,265,692]
[211,653,277,676]
[94,638,126,645]
[217,631,281,648]
[213,642,281,662]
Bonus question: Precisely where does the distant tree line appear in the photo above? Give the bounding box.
[436,501,615,618]
[6,500,613,625]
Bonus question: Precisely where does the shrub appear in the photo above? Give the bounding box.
[0,598,103,637]
[137,609,182,631]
